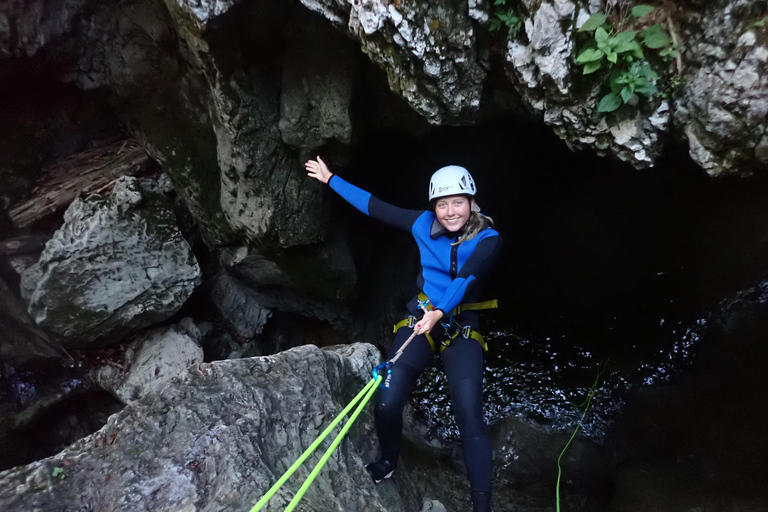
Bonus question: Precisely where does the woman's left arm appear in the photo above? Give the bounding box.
[433,233,503,314]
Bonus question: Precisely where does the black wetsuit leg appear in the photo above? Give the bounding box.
[442,335,492,494]
[374,327,433,461]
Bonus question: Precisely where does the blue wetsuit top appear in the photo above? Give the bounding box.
[329,175,502,317]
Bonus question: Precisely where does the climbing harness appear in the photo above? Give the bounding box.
[393,292,498,353]
[555,359,609,512]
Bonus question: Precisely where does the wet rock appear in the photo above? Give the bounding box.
[211,270,357,352]
[300,0,486,125]
[0,343,435,512]
[0,0,87,59]
[0,359,92,471]
[212,271,273,340]
[0,275,69,374]
[94,324,204,404]
[606,280,768,507]
[279,8,357,152]
[504,1,669,169]
[678,0,768,176]
[490,414,611,506]
[23,176,201,346]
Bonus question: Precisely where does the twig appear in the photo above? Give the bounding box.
[666,16,683,73]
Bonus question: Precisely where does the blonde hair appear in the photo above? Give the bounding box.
[453,211,494,246]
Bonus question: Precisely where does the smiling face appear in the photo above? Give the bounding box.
[434,195,473,232]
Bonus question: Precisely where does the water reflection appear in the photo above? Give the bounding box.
[411,314,709,442]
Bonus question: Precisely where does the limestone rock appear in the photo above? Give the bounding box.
[677,0,768,176]
[300,0,487,125]
[279,9,356,151]
[211,270,357,348]
[0,0,87,59]
[94,325,204,403]
[504,1,669,169]
[23,176,201,346]
[0,343,432,512]
[212,271,274,340]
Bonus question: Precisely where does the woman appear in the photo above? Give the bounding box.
[306,156,501,512]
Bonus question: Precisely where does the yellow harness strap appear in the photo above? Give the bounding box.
[417,292,498,316]
[393,293,497,352]
[393,316,438,352]
[453,300,498,315]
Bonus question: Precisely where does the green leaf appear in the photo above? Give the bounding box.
[621,86,635,103]
[598,92,622,112]
[613,31,637,45]
[607,51,618,63]
[583,61,602,74]
[52,467,64,478]
[608,71,624,93]
[595,27,610,43]
[631,5,654,18]
[494,0,506,5]
[616,40,640,53]
[580,13,608,32]
[642,24,672,49]
[489,18,502,31]
[635,81,657,96]
[576,48,604,63]
[637,62,659,80]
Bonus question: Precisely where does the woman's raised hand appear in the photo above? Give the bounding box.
[305,156,333,184]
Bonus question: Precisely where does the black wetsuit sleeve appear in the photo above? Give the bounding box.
[457,234,503,282]
[433,233,502,313]
[329,175,422,232]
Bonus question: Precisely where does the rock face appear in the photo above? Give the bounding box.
[0,343,430,512]
[504,0,671,168]
[0,0,88,59]
[676,0,768,176]
[299,0,487,125]
[22,176,201,346]
[94,324,204,403]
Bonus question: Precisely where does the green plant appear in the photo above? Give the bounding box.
[575,4,679,113]
[52,467,65,479]
[489,0,523,38]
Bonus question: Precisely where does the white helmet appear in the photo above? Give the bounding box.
[429,165,477,201]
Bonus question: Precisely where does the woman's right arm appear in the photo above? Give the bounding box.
[306,156,422,232]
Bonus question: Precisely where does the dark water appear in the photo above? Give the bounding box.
[412,313,708,442]
[345,110,768,446]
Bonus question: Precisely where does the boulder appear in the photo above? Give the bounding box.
[0,343,432,512]
[94,324,204,403]
[23,176,201,346]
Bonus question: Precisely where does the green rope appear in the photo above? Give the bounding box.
[555,360,609,512]
[249,375,381,512]
[284,373,382,512]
